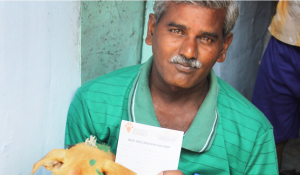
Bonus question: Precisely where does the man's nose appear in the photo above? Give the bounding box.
[179,37,198,59]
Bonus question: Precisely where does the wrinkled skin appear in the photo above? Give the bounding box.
[146,2,232,91]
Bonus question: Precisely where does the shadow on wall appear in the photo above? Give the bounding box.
[213,1,272,101]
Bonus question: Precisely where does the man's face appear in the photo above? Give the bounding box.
[146,2,233,89]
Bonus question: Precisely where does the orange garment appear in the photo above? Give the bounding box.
[269,0,300,46]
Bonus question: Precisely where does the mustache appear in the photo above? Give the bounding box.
[170,55,202,69]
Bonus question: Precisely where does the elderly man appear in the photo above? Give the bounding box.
[65,1,278,174]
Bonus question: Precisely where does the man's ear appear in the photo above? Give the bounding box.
[217,33,233,63]
[145,13,156,46]
[101,160,137,175]
[31,149,67,174]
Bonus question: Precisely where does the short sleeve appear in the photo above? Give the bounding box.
[245,129,279,175]
[65,89,95,148]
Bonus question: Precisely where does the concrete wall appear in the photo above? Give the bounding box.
[81,1,145,84]
[141,1,155,63]
[0,2,81,175]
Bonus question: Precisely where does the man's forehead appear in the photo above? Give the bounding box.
[161,2,226,34]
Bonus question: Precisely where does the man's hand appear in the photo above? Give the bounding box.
[158,170,184,175]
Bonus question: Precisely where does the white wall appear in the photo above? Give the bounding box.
[0,2,81,175]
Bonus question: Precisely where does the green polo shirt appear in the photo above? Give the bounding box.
[65,57,278,175]
[129,56,218,153]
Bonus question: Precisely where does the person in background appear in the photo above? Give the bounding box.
[252,0,300,174]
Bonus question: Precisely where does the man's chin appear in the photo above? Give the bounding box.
[164,79,196,91]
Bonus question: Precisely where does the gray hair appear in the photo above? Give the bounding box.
[171,55,202,68]
[153,0,239,37]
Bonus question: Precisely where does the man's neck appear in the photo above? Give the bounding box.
[148,63,209,132]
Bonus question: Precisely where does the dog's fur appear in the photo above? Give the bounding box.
[31,143,136,175]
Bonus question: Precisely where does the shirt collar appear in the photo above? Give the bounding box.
[128,56,219,153]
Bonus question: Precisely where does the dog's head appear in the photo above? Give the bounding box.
[31,143,136,175]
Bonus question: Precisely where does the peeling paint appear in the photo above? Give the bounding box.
[81,1,145,84]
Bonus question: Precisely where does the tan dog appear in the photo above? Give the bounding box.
[31,136,136,175]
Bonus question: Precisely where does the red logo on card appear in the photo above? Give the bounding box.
[125,122,134,133]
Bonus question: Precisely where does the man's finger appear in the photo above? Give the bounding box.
[158,170,184,175]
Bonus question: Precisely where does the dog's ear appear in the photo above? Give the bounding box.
[101,160,137,175]
[31,149,67,174]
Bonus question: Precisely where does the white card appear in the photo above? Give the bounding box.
[115,120,184,175]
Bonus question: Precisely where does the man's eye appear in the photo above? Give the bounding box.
[200,37,212,42]
[171,29,183,35]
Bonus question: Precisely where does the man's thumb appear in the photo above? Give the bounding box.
[158,170,184,175]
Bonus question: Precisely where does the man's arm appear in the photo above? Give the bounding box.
[244,129,279,174]
[65,89,95,148]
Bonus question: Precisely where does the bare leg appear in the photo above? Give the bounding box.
[276,140,288,171]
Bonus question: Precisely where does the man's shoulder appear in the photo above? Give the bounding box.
[216,77,272,132]
[79,64,142,93]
